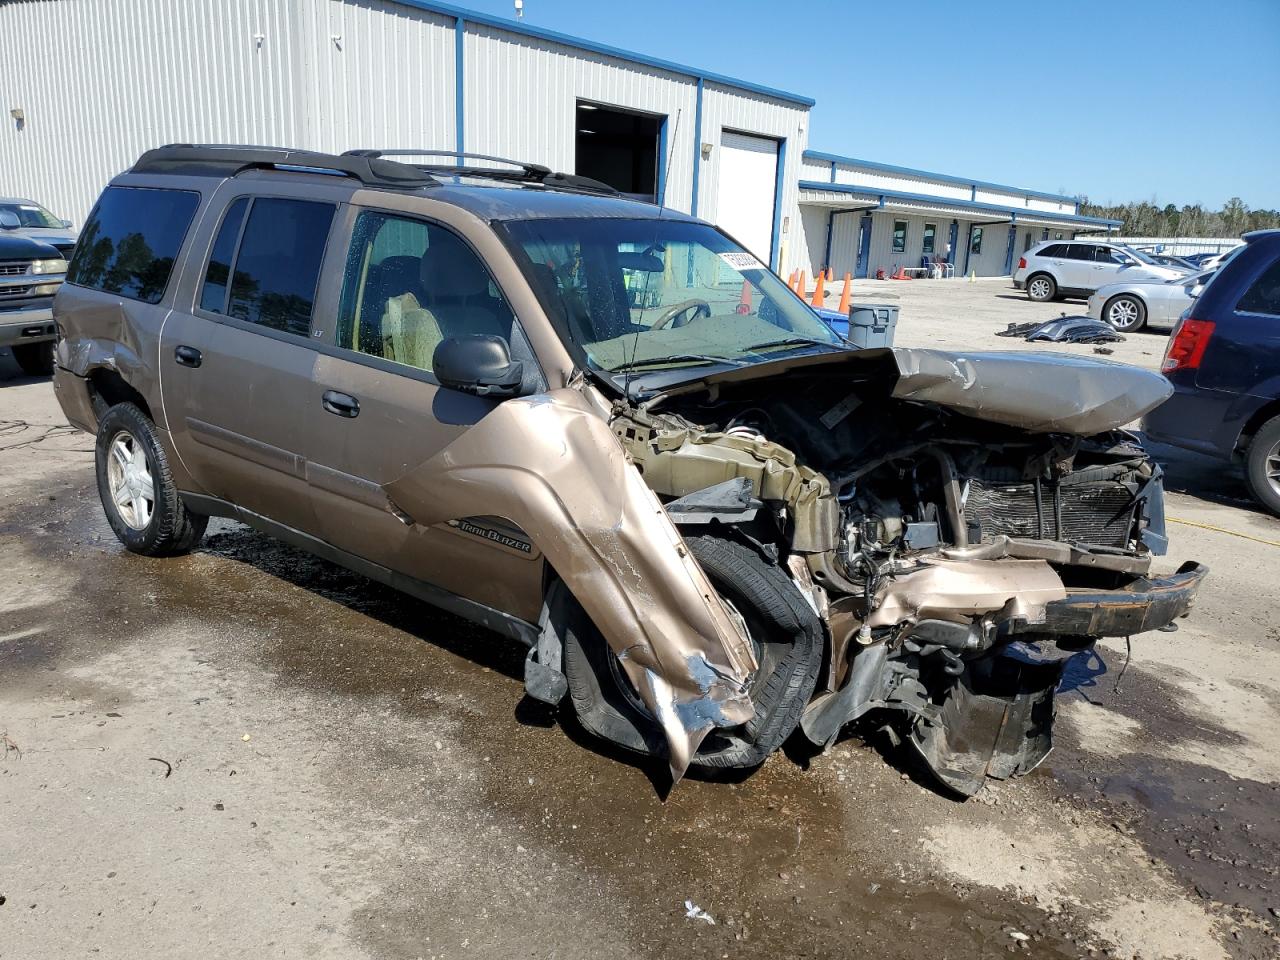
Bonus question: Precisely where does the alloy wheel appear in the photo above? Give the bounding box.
[1029,278,1051,299]
[1108,298,1140,330]
[1267,439,1280,499]
[106,431,155,530]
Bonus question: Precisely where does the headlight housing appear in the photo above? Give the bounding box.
[30,258,68,275]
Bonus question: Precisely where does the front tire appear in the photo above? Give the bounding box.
[1103,293,1147,332]
[95,402,208,556]
[12,341,55,377]
[1026,274,1056,302]
[564,534,823,770]
[1244,415,1280,516]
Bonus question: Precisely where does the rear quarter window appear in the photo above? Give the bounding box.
[67,186,200,303]
[1236,257,1280,316]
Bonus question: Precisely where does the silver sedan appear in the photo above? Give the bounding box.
[1087,270,1213,333]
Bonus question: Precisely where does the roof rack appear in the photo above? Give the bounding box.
[344,148,619,196]
[131,144,438,189]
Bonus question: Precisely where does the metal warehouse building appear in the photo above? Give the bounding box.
[0,0,1117,280]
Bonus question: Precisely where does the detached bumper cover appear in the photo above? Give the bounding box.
[1010,561,1207,637]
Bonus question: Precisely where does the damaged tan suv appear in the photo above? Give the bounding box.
[53,145,1206,794]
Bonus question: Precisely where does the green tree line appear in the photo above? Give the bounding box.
[1077,196,1280,237]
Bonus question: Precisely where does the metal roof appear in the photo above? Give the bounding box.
[803,150,1081,206]
[798,181,1122,228]
[391,0,816,107]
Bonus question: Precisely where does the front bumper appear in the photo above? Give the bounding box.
[0,301,56,348]
[1009,561,1207,637]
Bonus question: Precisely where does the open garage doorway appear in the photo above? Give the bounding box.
[575,101,663,202]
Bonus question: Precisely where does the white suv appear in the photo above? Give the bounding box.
[1013,240,1190,303]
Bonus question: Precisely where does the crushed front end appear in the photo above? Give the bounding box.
[615,348,1206,795]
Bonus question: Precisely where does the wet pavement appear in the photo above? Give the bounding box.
[3,325,1280,960]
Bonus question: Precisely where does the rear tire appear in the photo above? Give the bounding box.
[563,534,823,770]
[1026,274,1056,302]
[1103,293,1147,332]
[95,402,208,556]
[12,341,55,377]
[1244,415,1280,516]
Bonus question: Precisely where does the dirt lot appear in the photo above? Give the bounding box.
[2,283,1278,960]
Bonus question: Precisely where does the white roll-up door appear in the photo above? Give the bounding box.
[715,131,779,263]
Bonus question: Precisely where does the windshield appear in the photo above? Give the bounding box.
[1121,246,1160,265]
[503,217,843,377]
[0,203,63,229]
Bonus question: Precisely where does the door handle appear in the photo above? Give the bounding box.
[322,390,360,418]
[174,345,202,368]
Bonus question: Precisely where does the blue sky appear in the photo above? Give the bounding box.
[458,0,1280,210]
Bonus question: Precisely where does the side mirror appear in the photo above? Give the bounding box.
[60,219,73,229]
[434,335,525,398]
[0,211,19,229]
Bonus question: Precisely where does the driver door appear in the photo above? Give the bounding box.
[303,205,547,621]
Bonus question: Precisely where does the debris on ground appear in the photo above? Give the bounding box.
[2,732,19,759]
[148,757,173,778]
[996,317,1125,344]
[1093,347,1114,355]
[684,900,715,924]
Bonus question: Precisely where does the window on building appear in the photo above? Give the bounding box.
[1237,258,1280,316]
[335,211,517,373]
[67,186,200,304]
[225,198,336,336]
[922,223,936,254]
[574,101,663,202]
[892,220,908,253]
[1055,232,1064,240]
[970,226,984,255]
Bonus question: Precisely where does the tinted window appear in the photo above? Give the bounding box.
[1237,258,1280,316]
[1039,243,1065,257]
[922,223,936,254]
[970,226,983,254]
[227,198,335,336]
[892,220,907,253]
[67,186,199,303]
[1063,243,1094,260]
[1093,245,1123,264]
[336,211,515,373]
[199,197,249,313]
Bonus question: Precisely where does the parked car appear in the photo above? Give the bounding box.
[1199,245,1245,273]
[1087,269,1214,332]
[1013,240,1191,302]
[0,232,66,375]
[1143,229,1280,515]
[1181,252,1220,268]
[52,144,1204,796]
[0,197,78,255]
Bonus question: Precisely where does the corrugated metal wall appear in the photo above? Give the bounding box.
[1,0,810,265]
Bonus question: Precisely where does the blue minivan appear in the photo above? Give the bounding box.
[1143,230,1280,514]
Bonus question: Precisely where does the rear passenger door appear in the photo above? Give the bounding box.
[162,184,341,535]
[302,206,548,622]
[1057,244,1096,291]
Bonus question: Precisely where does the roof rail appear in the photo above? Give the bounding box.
[131,144,438,188]
[345,148,618,196]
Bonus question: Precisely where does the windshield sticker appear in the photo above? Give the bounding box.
[718,251,765,272]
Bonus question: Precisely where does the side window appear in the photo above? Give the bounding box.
[67,186,200,303]
[226,198,335,336]
[1094,245,1123,264]
[199,197,249,313]
[335,211,516,373]
[892,220,908,253]
[1063,243,1092,260]
[922,223,936,254]
[1040,244,1064,257]
[970,226,984,254]
[1237,258,1280,316]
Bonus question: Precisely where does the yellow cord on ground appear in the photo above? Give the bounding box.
[1167,516,1280,548]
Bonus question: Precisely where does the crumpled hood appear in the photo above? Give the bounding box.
[889,348,1173,433]
[670,346,1173,436]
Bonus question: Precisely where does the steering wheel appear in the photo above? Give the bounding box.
[649,298,712,331]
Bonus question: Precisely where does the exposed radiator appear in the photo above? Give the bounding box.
[964,477,1137,548]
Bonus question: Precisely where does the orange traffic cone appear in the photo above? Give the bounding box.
[796,270,807,298]
[788,269,798,292]
[837,272,852,313]
[812,269,826,307]
[736,280,752,314]
[890,265,910,281]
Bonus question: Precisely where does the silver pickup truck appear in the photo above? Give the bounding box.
[0,231,68,376]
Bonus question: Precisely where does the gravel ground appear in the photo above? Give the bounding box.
[2,288,1278,960]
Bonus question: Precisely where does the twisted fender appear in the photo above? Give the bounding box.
[383,388,758,779]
